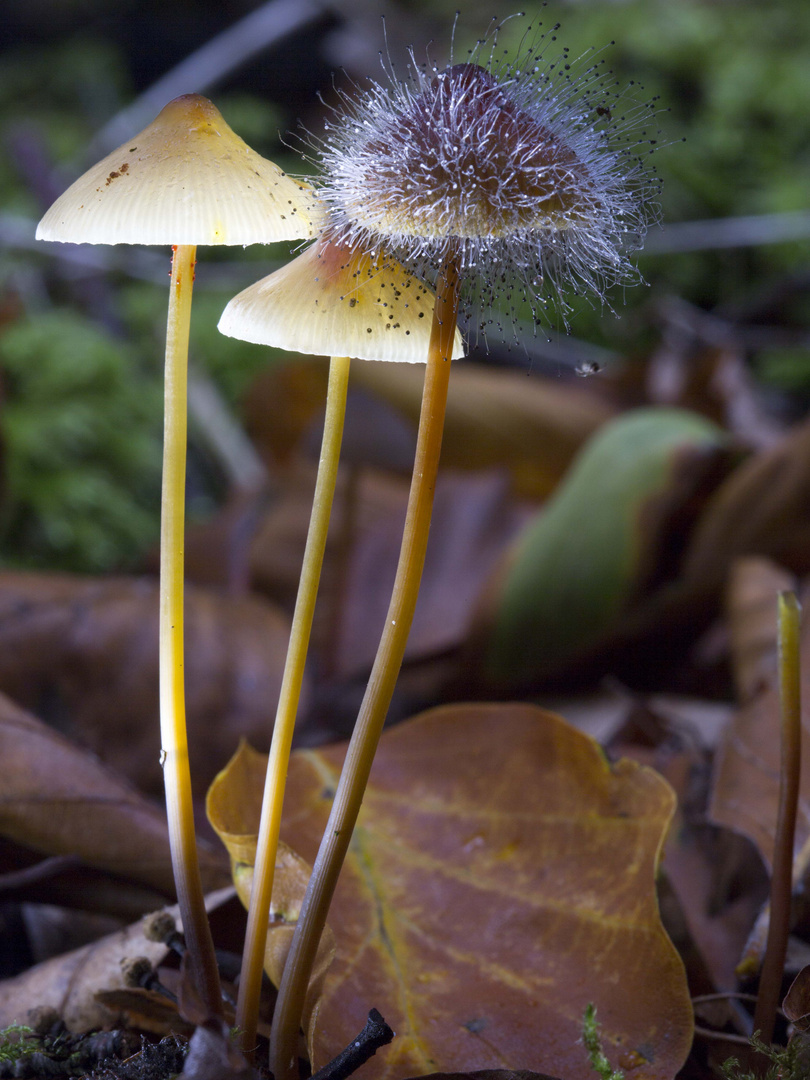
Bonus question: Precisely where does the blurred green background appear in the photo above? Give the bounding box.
[1,0,808,572]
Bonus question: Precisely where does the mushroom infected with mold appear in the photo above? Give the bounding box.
[319,37,659,336]
[218,236,462,1050]
[268,21,659,1079]
[36,93,318,1019]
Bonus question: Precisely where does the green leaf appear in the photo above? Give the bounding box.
[485,407,725,685]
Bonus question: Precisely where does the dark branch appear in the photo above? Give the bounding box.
[309,1009,395,1080]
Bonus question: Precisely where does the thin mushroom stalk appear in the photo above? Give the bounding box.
[217,238,463,1052]
[36,93,319,1016]
[269,253,461,1080]
[234,351,351,1053]
[160,242,223,1014]
[753,590,802,1046]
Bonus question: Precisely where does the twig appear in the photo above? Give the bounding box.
[693,1025,759,1046]
[692,992,760,1006]
[644,211,810,254]
[187,365,267,493]
[0,855,80,893]
[309,1009,395,1080]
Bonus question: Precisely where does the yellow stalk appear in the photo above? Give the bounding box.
[753,590,801,1045]
[269,257,462,1080]
[236,355,352,1053]
[160,243,222,1018]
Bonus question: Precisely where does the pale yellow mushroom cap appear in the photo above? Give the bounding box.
[36,94,320,246]
[218,238,465,363]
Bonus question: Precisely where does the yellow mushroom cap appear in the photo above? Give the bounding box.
[36,94,320,246]
[218,238,465,363]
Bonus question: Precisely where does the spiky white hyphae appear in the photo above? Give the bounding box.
[314,16,661,340]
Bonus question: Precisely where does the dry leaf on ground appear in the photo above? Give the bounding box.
[351,360,616,500]
[0,571,297,795]
[725,557,796,704]
[243,358,614,501]
[244,360,330,468]
[682,415,810,591]
[250,469,530,679]
[783,965,810,1031]
[0,691,228,896]
[0,888,235,1031]
[332,470,531,676]
[264,703,691,1080]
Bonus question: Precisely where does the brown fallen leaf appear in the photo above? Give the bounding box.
[181,1016,258,1080]
[784,964,810,1032]
[657,756,766,994]
[244,360,418,480]
[0,571,298,795]
[0,887,235,1031]
[0,836,173,922]
[726,557,796,705]
[682,416,810,591]
[0,691,227,896]
[709,606,810,876]
[350,361,616,500]
[272,703,691,1080]
[93,986,195,1037]
[250,468,530,681]
[243,358,614,501]
[334,470,531,677]
[244,359,330,469]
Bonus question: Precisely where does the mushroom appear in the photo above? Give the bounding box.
[36,93,318,1016]
[217,235,463,1047]
[267,24,658,1078]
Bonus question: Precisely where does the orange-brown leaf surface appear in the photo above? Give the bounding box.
[0,571,296,795]
[0,691,228,896]
[274,703,691,1080]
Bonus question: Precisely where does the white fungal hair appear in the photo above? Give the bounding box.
[312,14,662,344]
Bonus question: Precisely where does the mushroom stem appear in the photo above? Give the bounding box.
[753,590,802,1045]
[236,353,352,1053]
[269,255,462,1080]
[160,243,223,1019]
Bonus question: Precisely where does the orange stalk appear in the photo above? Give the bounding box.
[269,255,461,1080]
[236,354,351,1053]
